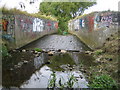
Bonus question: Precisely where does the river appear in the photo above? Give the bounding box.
[2,34,96,88]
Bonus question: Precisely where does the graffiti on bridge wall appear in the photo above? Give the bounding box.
[16,15,58,40]
[46,21,58,31]
[2,15,58,39]
[33,18,44,32]
[79,19,85,28]
[33,19,58,32]
[1,14,58,49]
[94,12,118,29]
[88,16,94,32]
[17,16,33,32]
[69,12,118,32]
[74,19,79,31]
[2,15,15,42]
[54,22,58,29]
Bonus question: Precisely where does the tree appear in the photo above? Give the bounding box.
[39,1,96,32]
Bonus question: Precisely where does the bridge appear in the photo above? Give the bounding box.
[1,11,119,50]
[1,11,119,88]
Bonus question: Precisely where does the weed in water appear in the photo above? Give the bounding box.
[48,71,56,88]
[48,72,78,88]
[34,48,43,52]
[66,74,78,88]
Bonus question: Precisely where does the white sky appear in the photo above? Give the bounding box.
[0,0,119,13]
[84,0,119,14]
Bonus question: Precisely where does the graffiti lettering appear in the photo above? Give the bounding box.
[69,12,118,32]
[33,18,44,32]
[79,19,85,28]
[17,16,33,32]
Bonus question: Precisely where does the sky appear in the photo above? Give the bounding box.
[0,0,119,14]
[84,0,119,14]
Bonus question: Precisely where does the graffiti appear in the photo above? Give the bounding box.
[2,34,15,42]
[2,14,58,49]
[33,18,44,32]
[54,22,58,29]
[88,16,94,32]
[2,19,8,31]
[47,21,51,26]
[17,16,33,32]
[69,11,119,32]
[79,19,85,28]
[74,19,79,31]
[46,21,52,31]
[2,15,15,42]
[94,12,118,29]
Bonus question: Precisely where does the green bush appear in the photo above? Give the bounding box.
[89,74,118,89]
[58,28,63,35]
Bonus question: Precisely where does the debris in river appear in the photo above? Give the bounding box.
[22,49,26,52]
[85,51,93,55]
[48,51,54,56]
[23,60,28,64]
[10,68,14,71]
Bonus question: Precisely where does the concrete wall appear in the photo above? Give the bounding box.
[68,11,119,49]
[1,14,58,49]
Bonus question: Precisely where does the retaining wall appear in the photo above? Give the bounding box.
[68,11,119,49]
[1,14,58,49]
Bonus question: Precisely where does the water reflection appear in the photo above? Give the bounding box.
[34,53,48,69]
[2,51,95,88]
[21,65,88,88]
[2,52,48,88]
[69,52,96,66]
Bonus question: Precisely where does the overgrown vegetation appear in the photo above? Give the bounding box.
[89,74,118,89]
[48,71,77,88]
[84,32,119,89]
[1,7,57,21]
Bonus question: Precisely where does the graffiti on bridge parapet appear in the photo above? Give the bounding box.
[2,15,15,42]
[17,16,33,32]
[94,12,118,30]
[69,12,119,32]
[1,14,58,49]
[33,18,44,32]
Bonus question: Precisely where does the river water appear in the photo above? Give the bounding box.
[2,34,95,88]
